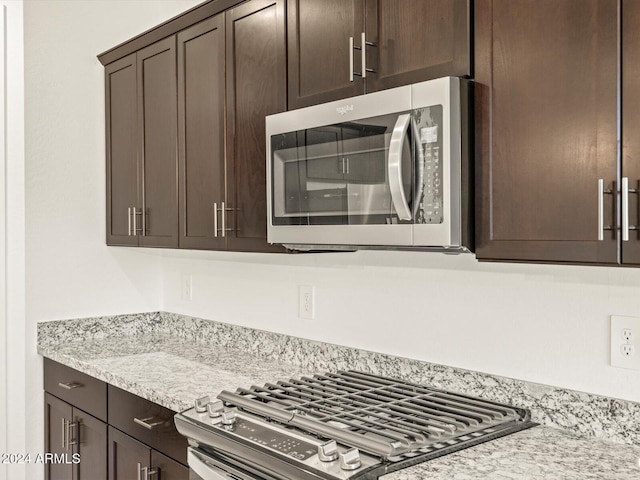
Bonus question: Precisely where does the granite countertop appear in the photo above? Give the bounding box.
[37,315,640,480]
[38,333,315,412]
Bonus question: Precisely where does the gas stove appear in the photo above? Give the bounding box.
[175,370,535,480]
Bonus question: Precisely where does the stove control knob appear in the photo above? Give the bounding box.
[221,410,237,426]
[207,400,224,418]
[317,440,338,462]
[194,395,210,413]
[339,448,361,471]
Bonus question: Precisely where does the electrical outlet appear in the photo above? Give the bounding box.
[182,274,192,301]
[621,344,635,356]
[611,315,640,370]
[299,285,315,320]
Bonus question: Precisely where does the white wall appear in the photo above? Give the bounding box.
[161,250,640,403]
[23,2,201,479]
[2,2,25,480]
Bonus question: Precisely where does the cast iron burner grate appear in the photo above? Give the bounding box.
[218,370,531,461]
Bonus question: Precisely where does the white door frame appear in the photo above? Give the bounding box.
[0,6,8,476]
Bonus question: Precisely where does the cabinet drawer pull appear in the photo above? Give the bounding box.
[134,416,165,430]
[58,381,83,390]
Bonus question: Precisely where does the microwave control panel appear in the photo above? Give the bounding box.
[415,105,443,225]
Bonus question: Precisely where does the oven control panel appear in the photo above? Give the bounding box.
[232,417,317,460]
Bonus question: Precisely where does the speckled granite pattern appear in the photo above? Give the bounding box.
[380,426,640,480]
[37,332,314,413]
[156,312,640,447]
[38,312,640,448]
[37,312,161,348]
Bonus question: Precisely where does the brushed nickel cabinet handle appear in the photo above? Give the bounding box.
[128,207,132,236]
[58,381,82,390]
[132,207,138,235]
[67,421,78,447]
[623,177,630,241]
[61,418,67,450]
[138,464,159,480]
[221,201,226,238]
[213,202,218,238]
[349,36,354,82]
[598,179,614,241]
[361,32,367,79]
[147,467,158,479]
[134,416,165,430]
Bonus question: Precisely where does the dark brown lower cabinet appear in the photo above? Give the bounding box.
[109,427,188,480]
[44,394,73,480]
[45,359,188,480]
[45,393,107,480]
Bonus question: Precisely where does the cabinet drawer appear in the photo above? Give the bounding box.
[43,358,107,422]
[108,385,187,465]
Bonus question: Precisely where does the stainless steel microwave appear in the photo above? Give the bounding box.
[266,77,472,252]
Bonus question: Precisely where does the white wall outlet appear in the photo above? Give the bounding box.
[299,285,315,320]
[611,315,640,370]
[182,274,192,301]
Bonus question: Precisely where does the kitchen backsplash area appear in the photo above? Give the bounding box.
[38,311,640,448]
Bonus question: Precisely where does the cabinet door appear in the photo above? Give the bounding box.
[137,37,179,248]
[622,0,640,265]
[365,0,470,92]
[178,15,227,250]
[108,427,150,480]
[287,0,365,109]
[45,393,74,480]
[105,53,139,246]
[73,408,107,480]
[151,450,189,480]
[226,0,288,252]
[474,0,618,263]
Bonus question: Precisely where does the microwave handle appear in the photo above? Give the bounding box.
[388,114,412,220]
[412,119,425,218]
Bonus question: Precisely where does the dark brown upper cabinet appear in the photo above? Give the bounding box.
[225,0,288,252]
[474,0,619,264]
[177,0,288,252]
[105,53,138,247]
[178,15,226,250]
[287,0,471,109]
[105,37,178,248]
[622,0,640,265]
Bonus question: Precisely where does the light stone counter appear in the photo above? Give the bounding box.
[38,332,314,413]
[37,312,640,479]
[380,425,640,480]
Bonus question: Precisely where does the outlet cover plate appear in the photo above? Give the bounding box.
[611,315,640,370]
[299,285,315,320]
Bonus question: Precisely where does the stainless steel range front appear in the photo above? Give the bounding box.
[175,371,535,480]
